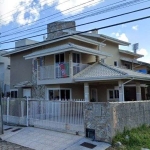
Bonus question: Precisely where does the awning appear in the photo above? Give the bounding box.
[14,81,33,88]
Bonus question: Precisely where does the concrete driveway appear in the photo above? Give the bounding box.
[0,125,110,150]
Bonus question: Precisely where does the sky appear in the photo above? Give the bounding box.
[0,0,150,63]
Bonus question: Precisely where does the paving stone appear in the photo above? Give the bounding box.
[0,141,34,150]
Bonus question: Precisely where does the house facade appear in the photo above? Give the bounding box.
[0,52,10,96]
[2,21,150,102]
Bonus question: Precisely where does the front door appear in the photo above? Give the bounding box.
[91,88,97,102]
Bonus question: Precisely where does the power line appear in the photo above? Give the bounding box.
[1,0,149,41]
[0,0,55,19]
[0,0,124,38]
[0,0,70,25]
[1,0,94,34]
[1,5,150,44]
[1,0,148,36]
[1,15,150,51]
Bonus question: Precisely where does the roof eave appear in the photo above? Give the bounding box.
[74,76,130,82]
[74,75,150,82]
[119,50,143,58]
[24,46,111,60]
[100,34,130,46]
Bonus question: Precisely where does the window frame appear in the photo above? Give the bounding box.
[10,89,18,98]
[107,89,119,101]
[114,61,118,67]
[47,88,72,100]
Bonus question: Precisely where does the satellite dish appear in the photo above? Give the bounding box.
[43,35,47,41]
[133,43,139,53]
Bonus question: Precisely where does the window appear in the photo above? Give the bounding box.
[114,90,119,99]
[124,63,131,69]
[48,88,71,100]
[114,61,118,66]
[55,53,64,64]
[34,59,37,70]
[10,89,18,98]
[101,59,105,63]
[39,57,45,66]
[107,89,119,100]
[73,53,80,63]
[7,65,10,69]
[73,53,81,74]
[108,90,114,99]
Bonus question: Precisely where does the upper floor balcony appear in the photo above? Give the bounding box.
[38,62,89,81]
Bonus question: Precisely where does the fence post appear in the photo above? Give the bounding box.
[26,97,29,127]
[6,97,9,123]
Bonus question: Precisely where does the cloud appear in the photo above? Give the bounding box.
[112,32,129,42]
[137,48,148,56]
[56,0,104,15]
[0,0,104,26]
[121,24,126,28]
[132,25,138,31]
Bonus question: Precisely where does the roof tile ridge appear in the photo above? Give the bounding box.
[99,62,127,75]
[74,62,98,78]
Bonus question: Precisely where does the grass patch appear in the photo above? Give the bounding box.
[111,125,150,150]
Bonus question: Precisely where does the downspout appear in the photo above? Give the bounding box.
[122,78,134,102]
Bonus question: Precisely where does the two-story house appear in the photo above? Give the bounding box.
[2,21,150,102]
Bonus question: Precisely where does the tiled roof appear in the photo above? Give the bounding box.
[74,62,150,81]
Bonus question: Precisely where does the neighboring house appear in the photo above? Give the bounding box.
[2,21,150,102]
[0,52,10,96]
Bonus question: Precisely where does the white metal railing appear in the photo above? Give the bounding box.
[39,63,89,80]
[39,63,69,80]
[73,63,89,75]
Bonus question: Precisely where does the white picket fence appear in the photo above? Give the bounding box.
[2,98,85,135]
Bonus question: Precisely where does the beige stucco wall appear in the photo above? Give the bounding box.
[69,39,98,49]
[44,52,96,66]
[100,41,120,66]
[45,55,54,65]
[81,53,95,64]
[10,51,32,91]
[45,83,118,101]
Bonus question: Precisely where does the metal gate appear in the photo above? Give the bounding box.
[2,98,85,135]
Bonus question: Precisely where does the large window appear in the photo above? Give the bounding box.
[73,53,80,63]
[48,88,71,100]
[107,89,119,100]
[55,53,64,64]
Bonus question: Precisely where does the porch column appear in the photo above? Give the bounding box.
[36,58,39,82]
[69,52,73,77]
[118,80,124,102]
[136,82,141,101]
[84,82,90,102]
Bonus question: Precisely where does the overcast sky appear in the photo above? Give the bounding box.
[0,0,150,63]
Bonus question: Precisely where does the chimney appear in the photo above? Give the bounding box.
[91,29,98,34]
[47,21,76,40]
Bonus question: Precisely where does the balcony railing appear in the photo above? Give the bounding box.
[73,63,89,75]
[39,63,69,80]
[38,62,89,80]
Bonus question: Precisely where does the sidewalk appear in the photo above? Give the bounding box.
[0,125,110,150]
[0,140,33,150]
